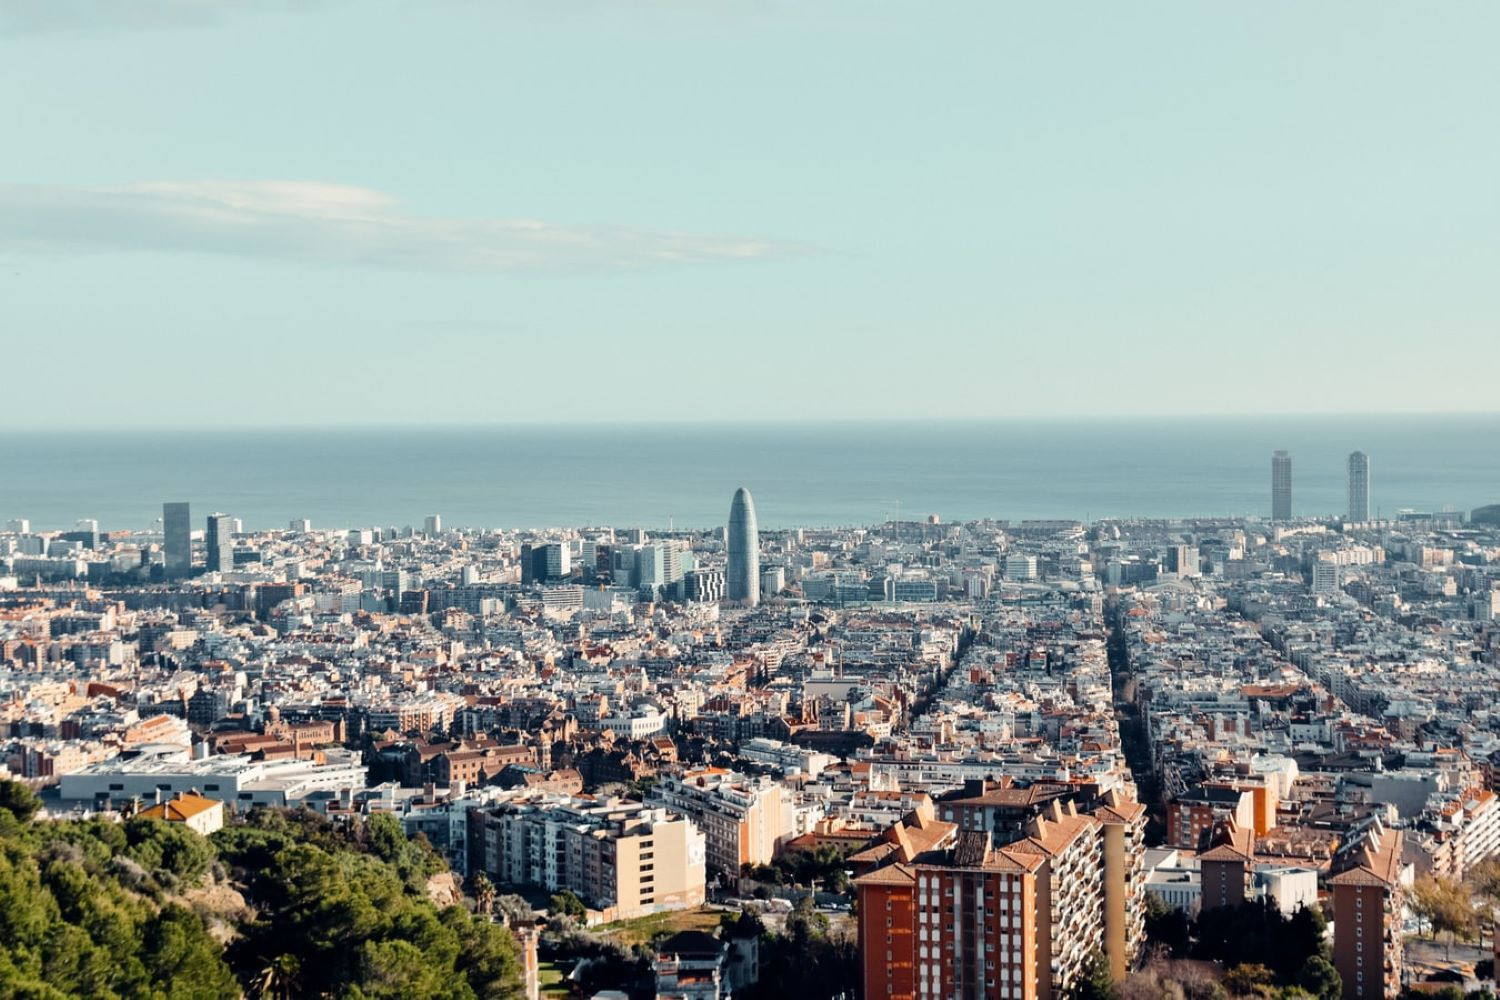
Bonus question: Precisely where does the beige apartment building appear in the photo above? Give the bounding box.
[647,768,794,873]
[473,794,705,921]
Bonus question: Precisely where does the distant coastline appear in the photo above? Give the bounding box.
[2,414,1497,533]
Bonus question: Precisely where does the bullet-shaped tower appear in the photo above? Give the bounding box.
[727,487,760,607]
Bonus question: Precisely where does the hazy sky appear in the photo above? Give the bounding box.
[3,1,1498,428]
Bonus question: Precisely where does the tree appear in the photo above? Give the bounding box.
[124,817,214,883]
[142,904,240,999]
[1295,956,1341,1000]
[250,954,301,1000]
[443,905,525,999]
[1469,857,1500,936]
[0,799,523,1000]
[550,889,587,920]
[0,780,42,822]
[1412,877,1479,958]
[469,870,497,917]
[1192,899,1332,984]
[494,893,535,926]
[1070,949,1118,1000]
[1470,857,1500,907]
[1144,893,1192,959]
[1224,963,1277,998]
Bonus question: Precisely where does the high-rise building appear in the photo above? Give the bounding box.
[855,792,1147,1000]
[1005,553,1038,581]
[163,502,192,576]
[1271,451,1292,521]
[1329,824,1405,1000]
[423,514,443,535]
[727,487,760,607]
[1311,560,1340,595]
[760,564,786,596]
[521,541,571,584]
[544,542,570,579]
[635,543,669,589]
[685,568,725,603]
[1165,544,1199,578]
[1347,451,1370,522]
[205,513,235,572]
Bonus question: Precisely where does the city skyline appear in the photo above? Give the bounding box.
[6,484,1496,998]
[6,2,1500,428]
[6,4,1500,999]
[3,426,1489,535]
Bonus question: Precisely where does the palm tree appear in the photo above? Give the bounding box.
[251,954,301,1000]
[469,870,498,919]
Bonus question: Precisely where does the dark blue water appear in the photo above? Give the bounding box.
[1,417,1496,531]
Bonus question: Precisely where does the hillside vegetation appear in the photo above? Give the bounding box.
[0,780,522,1000]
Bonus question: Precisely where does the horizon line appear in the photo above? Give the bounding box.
[5,409,1500,436]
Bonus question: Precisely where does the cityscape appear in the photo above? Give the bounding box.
[6,2,1500,999]
[4,452,1500,1000]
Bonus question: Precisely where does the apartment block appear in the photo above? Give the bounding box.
[856,793,1146,1000]
[647,768,794,873]
[472,794,705,921]
[1329,825,1406,1000]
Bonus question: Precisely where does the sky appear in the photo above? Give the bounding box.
[2,0,1498,429]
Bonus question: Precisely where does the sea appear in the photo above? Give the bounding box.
[1,415,1497,533]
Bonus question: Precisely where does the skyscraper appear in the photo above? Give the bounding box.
[726,487,760,607]
[163,502,192,576]
[206,513,235,572]
[1347,451,1370,522]
[1271,451,1292,521]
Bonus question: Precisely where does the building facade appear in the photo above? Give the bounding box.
[648,768,792,874]
[1272,451,1292,521]
[205,512,235,572]
[1329,825,1406,1000]
[727,487,760,607]
[1347,451,1370,522]
[472,794,706,921]
[163,501,192,576]
[856,794,1146,1000]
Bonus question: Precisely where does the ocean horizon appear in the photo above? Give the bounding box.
[3,414,1497,533]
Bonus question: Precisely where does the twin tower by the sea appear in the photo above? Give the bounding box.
[2,415,1497,533]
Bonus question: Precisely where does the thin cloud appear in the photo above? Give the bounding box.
[0,180,798,273]
[0,0,325,37]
